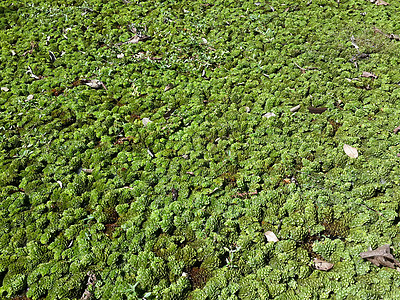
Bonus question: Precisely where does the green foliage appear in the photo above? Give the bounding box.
[1,0,400,298]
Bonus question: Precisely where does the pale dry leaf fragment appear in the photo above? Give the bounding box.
[245,106,251,113]
[81,168,93,173]
[125,34,151,44]
[164,83,174,92]
[361,71,378,79]
[1,87,9,92]
[360,244,400,269]
[84,79,103,89]
[122,186,134,190]
[343,144,359,158]
[263,112,276,118]
[314,258,334,271]
[375,0,389,5]
[117,53,125,59]
[147,148,154,158]
[142,118,152,127]
[264,231,279,242]
[393,125,400,134]
[27,94,34,101]
[57,180,63,188]
[290,104,301,112]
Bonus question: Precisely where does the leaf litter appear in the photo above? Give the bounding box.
[343,144,359,158]
[360,244,400,269]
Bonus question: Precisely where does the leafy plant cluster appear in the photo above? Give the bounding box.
[1,0,400,299]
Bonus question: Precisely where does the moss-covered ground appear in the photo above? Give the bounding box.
[2,0,400,299]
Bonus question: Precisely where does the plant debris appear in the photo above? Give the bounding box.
[164,83,174,92]
[290,104,301,112]
[361,71,378,79]
[343,144,359,158]
[373,27,400,40]
[82,79,106,89]
[263,112,276,118]
[360,244,400,269]
[308,107,327,114]
[314,258,334,271]
[264,231,279,242]
[393,125,400,134]
[369,0,389,5]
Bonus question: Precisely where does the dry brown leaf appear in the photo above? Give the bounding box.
[264,231,279,242]
[360,244,400,269]
[308,107,327,114]
[361,71,378,79]
[343,144,359,158]
[314,258,334,271]
[394,125,400,134]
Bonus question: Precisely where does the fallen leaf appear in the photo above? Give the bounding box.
[124,34,151,44]
[388,33,400,40]
[117,53,124,59]
[264,231,279,242]
[122,186,134,190]
[308,107,327,114]
[27,94,34,101]
[83,79,103,89]
[81,168,93,173]
[314,258,334,271]
[142,118,152,127]
[245,106,251,113]
[263,112,276,118]
[393,125,400,134]
[375,0,389,5]
[164,83,174,92]
[360,244,400,269]
[361,71,378,79]
[290,104,301,112]
[343,144,359,158]
[1,87,9,92]
[49,51,56,63]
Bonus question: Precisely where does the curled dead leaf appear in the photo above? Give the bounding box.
[264,231,279,242]
[360,244,400,269]
[314,258,334,271]
[343,144,358,158]
[1,87,10,92]
[164,83,174,92]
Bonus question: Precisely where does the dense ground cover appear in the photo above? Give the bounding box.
[2,0,400,299]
